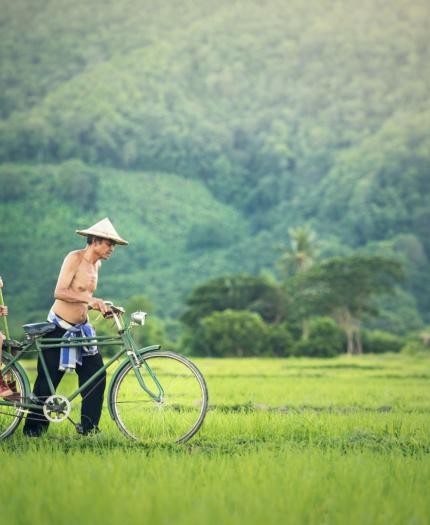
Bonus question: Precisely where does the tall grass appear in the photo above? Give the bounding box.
[1,353,429,524]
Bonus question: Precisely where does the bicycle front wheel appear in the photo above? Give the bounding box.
[110,351,208,444]
[0,359,28,439]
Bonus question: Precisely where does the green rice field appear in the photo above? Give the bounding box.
[1,353,429,525]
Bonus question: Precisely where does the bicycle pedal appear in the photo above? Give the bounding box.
[75,424,101,436]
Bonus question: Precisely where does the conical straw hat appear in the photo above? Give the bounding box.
[76,218,128,245]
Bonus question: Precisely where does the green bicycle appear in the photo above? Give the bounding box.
[0,303,208,442]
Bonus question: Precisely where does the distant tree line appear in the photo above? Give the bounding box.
[179,228,408,357]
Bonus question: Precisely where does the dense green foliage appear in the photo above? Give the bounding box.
[181,275,284,327]
[188,309,269,357]
[1,354,430,524]
[290,255,404,353]
[294,317,345,357]
[184,307,293,357]
[0,162,250,333]
[0,0,429,337]
[180,256,405,356]
[362,330,405,354]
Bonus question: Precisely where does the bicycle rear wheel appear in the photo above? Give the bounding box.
[0,359,28,439]
[110,351,208,444]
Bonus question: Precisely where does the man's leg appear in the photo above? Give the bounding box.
[23,327,66,436]
[76,353,106,434]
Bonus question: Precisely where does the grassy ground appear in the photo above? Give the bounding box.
[1,353,429,525]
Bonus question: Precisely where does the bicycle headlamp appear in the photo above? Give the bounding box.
[130,311,147,326]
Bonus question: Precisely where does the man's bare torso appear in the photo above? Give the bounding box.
[52,250,100,324]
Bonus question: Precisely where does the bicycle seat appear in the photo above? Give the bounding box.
[23,322,57,337]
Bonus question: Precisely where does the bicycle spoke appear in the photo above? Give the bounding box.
[0,361,27,439]
[111,352,208,443]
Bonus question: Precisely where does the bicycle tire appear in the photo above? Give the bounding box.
[0,359,29,439]
[110,351,208,444]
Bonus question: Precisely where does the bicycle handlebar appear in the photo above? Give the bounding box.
[101,302,147,330]
[101,301,126,331]
[103,301,125,315]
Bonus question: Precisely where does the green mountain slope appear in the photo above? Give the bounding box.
[0,0,429,331]
[0,162,249,330]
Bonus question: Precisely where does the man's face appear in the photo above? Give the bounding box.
[94,238,116,259]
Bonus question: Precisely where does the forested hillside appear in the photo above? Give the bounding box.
[0,0,429,334]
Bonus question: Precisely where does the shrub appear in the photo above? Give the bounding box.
[190,309,268,357]
[362,330,404,354]
[401,330,430,355]
[265,323,295,356]
[401,340,428,355]
[294,317,344,358]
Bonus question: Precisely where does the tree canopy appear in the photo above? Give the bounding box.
[0,0,428,334]
[291,255,405,353]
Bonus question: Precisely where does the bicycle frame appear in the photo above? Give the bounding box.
[0,310,165,414]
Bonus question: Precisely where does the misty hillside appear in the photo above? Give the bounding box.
[0,0,429,332]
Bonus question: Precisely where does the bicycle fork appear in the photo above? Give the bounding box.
[124,332,164,402]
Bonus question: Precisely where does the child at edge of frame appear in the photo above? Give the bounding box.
[0,276,14,398]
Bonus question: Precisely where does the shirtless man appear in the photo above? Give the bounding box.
[23,218,128,437]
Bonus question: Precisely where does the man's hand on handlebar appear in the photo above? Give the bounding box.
[88,298,110,315]
[106,304,125,316]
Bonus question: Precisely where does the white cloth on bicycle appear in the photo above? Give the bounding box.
[47,310,98,373]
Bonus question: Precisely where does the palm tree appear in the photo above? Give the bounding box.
[277,225,320,340]
[278,225,319,278]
